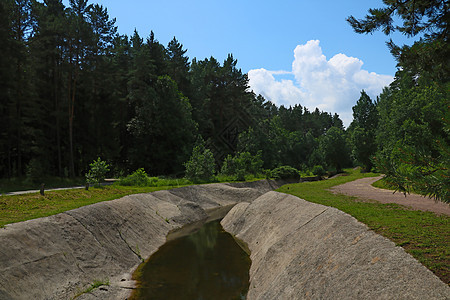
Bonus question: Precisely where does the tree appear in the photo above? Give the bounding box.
[349,91,378,171]
[375,83,448,202]
[166,37,190,96]
[347,0,449,83]
[29,0,67,178]
[220,151,263,181]
[66,0,92,177]
[85,157,110,186]
[319,127,351,172]
[127,75,197,175]
[350,1,449,203]
[184,138,215,182]
[0,0,15,177]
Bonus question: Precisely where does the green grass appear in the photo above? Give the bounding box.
[0,174,266,228]
[72,279,110,299]
[0,176,85,194]
[0,185,183,227]
[277,169,449,284]
[371,177,392,190]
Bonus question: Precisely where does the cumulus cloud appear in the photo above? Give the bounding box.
[248,40,394,126]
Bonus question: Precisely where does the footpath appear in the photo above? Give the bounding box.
[330,176,450,216]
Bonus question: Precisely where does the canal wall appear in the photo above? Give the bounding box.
[1,181,448,299]
[221,191,450,299]
[0,180,279,300]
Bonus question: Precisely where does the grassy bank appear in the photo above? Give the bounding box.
[0,174,265,227]
[0,185,180,227]
[0,177,85,194]
[277,169,449,284]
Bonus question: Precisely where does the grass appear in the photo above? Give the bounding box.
[277,169,449,284]
[72,279,109,299]
[0,185,183,227]
[0,176,85,194]
[2,169,448,284]
[0,174,265,227]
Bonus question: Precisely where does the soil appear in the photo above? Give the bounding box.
[330,176,450,216]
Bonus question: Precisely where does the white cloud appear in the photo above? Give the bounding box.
[248,40,394,127]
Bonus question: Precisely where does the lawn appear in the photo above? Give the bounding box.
[277,169,449,284]
[0,185,179,227]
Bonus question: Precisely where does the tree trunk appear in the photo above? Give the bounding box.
[54,58,62,177]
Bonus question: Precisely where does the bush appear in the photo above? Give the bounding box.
[184,140,215,182]
[85,158,110,186]
[270,166,300,180]
[118,168,156,186]
[220,151,263,181]
[312,165,326,177]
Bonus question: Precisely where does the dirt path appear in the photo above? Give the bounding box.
[330,176,450,216]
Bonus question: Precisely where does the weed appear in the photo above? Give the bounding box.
[72,279,109,299]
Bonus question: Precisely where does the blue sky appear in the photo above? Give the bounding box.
[70,0,419,125]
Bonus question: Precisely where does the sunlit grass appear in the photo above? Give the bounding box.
[277,169,449,284]
[0,185,178,227]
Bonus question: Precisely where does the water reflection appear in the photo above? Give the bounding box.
[131,220,250,300]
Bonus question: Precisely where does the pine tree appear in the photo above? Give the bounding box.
[349,90,378,171]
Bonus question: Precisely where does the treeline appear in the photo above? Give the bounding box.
[0,0,348,180]
[2,0,448,202]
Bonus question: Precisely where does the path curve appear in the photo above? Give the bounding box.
[330,176,450,216]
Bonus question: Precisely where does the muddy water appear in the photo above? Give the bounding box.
[130,220,251,300]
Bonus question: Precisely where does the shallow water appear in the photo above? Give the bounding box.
[131,220,251,300]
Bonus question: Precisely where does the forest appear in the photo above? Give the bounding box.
[0,0,448,202]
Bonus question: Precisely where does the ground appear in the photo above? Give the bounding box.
[330,176,450,216]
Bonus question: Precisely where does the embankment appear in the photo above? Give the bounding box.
[1,181,448,299]
[221,191,450,299]
[0,180,279,300]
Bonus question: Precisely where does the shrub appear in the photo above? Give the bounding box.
[118,168,156,186]
[312,165,326,177]
[270,166,300,180]
[220,151,263,181]
[85,158,110,186]
[184,140,215,182]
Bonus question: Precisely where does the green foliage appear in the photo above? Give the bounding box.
[374,83,448,203]
[1,0,349,184]
[312,165,326,177]
[184,139,215,182]
[319,127,351,172]
[269,166,300,180]
[118,168,156,186]
[346,0,449,81]
[127,74,198,175]
[220,151,263,181]
[85,158,110,186]
[349,1,449,203]
[348,91,378,171]
[375,144,449,203]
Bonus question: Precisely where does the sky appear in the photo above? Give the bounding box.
[67,0,419,126]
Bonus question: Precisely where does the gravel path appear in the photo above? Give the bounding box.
[330,176,450,216]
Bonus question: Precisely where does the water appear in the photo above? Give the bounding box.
[130,220,251,300]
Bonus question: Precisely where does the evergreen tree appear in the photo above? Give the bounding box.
[319,127,351,172]
[349,90,378,171]
[166,37,190,96]
[347,0,449,83]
